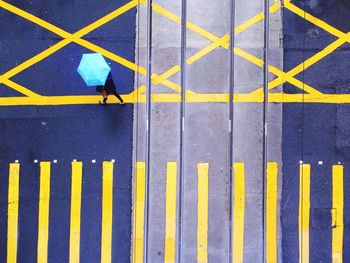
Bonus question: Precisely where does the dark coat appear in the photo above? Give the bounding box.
[96,73,116,95]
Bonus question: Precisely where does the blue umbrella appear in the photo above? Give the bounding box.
[77,53,111,86]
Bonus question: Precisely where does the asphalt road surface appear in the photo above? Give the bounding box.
[282,1,350,262]
[0,0,135,262]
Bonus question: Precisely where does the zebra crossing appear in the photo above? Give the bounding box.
[0,160,346,262]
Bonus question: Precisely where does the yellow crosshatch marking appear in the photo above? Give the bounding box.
[1,0,350,105]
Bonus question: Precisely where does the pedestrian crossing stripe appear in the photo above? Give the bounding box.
[7,163,19,263]
[132,162,146,263]
[69,162,82,263]
[164,162,177,263]
[37,162,51,263]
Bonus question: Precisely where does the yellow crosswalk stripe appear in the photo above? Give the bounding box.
[164,162,177,263]
[233,163,245,263]
[299,164,310,263]
[101,162,114,263]
[37,162,51,263]
[7,163,20,263]
[332,165,344,263]
[69,162,83,263]
[266,162,278,263]
[132,162,146,263]
[197,163,209,263]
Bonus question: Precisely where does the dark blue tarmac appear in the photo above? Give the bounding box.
[0,1,136,262]
[282,1,350,262]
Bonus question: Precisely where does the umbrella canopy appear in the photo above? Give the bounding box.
[77,53,111,86]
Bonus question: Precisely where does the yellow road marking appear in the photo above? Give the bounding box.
[197,163,209,263]
[164,162,177,263]
[149,2,280,93]
[132,162,146,263]
[1,0,350,104]
[152,66,180,85]
[69,162,83,263]
[6,92,350,105]
[2,79,41,97]
[299,164,310,263]
[76,38,147,75]
[73,0,139,38]
[187,35,230,65]
[186,21,229,50]
[288,37,347,77]
[0,0,71,38]
[150,93,180,103]
[157,79,182,93]
[234,8,350,96]
[37,162,51,263]
[0,0,143,95]
[234,47,322,95]
[0,0,137,40]
[233,163,245,263]
[0,0,186,96]
[0,39,72,85]
[151,4,180,23]
[185,90,229,103]
[265,36,347,93]
[152,4,228,49]
[332,165,343,263]
[149,3,232,92]
[7,163,20,263]
[235,3,280,34]
[138,0,147,5]
[284,1,346,39]
[101,162,114,263]
[152,36,228,93]
[235,13,265,34]
[0,0,182,96]
[268,66,322,95]
[151,66,181,93]
[266,163,278,263]
[270,4,280,13]
[234,47,264,67]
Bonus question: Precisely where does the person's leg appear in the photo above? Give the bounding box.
[99,90,108,105]
[112,91,125,104]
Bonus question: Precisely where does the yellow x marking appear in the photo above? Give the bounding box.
[234,48,322,95]
[147,2,280,94]
[0,0,144,96]
[257,1,350,95]
[2,0,350,105]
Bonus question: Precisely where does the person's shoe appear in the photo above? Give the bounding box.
[99,101,107,105]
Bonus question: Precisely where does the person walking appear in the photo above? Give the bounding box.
[96,72,125,105]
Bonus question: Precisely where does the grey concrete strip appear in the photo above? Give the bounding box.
[181,1,231,262]
[133,1,183,262]
[234,1,265,262]
[146,1,182,261]
[182,104,230,262]
[132,0,283,262]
